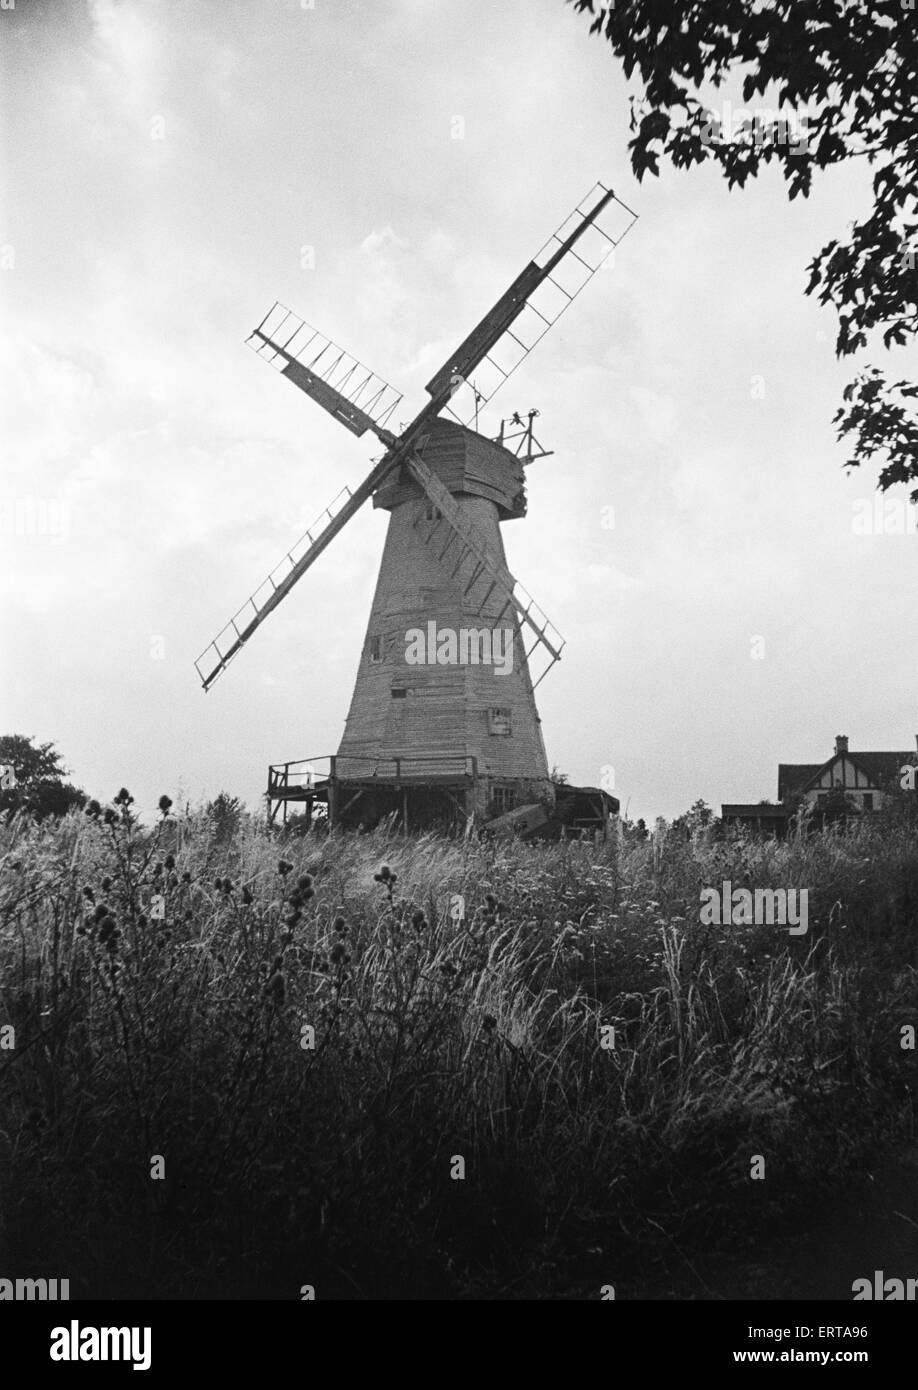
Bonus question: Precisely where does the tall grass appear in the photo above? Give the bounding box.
[0,803,916,1298]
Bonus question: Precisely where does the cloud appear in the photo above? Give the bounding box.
[2,0,913,821]
[359,226,405,256]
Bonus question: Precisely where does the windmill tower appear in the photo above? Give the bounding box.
[196,183,637,831]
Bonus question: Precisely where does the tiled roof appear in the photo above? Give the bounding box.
[778,752,916,800]
[777,764,822,799]
[850,752,916,785]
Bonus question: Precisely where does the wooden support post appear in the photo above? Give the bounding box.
[328,756,337,829]
[464,790,475,840]
[402,786,409,836]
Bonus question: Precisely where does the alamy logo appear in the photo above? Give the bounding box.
[0,495,71,543]
[852,495,918,535]
[699,99,811,154]
[404,622,514,676]
[0,1277,69,1300]
[700,881,809,935]
[852,1271,918,1300]
[50,1321,151,1371]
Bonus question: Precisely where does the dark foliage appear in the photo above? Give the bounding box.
[0,735,86,821]
[571,0,918,497]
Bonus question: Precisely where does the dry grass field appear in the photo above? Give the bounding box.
[1,798,916,1298]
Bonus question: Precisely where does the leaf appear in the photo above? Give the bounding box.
[570,0,918,496]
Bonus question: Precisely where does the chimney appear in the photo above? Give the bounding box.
[835,735,848,755]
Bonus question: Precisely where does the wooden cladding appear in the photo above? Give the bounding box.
[372,419,526,520]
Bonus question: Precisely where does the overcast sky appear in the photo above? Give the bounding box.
[1,0,916,823]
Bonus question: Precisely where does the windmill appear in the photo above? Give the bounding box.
[196,182,637,832]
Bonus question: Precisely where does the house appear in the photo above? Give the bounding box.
[721,735,918,834]
[720,802,792,835]
[779,735,918,812]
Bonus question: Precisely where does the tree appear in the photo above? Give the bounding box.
[205,791,244,843]
[670,797,715,837]
[572,0,918,496]
[877,772,918,826]
[0,734,86,820]
[621,814,649,840]
[817,785,860,825]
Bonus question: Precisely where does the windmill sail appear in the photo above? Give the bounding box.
[199,180,635,698]
[403,447,565,686]
[425,182,637,427]
[247,304,402,440]
[196,449,399,690]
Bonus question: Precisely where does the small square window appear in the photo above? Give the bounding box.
[369,635,383,664]
[489,707,512,736]
[424,503,441,521]
[391,687,407,699]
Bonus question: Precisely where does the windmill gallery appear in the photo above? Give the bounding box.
[196,184,637,838]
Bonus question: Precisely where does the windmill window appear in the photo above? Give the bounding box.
[369,635,383,664]
[424,503,441,521]
[863,793,874,811]
[391,687,407,699]
[489,707,512,736]
[492,786,515,814]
